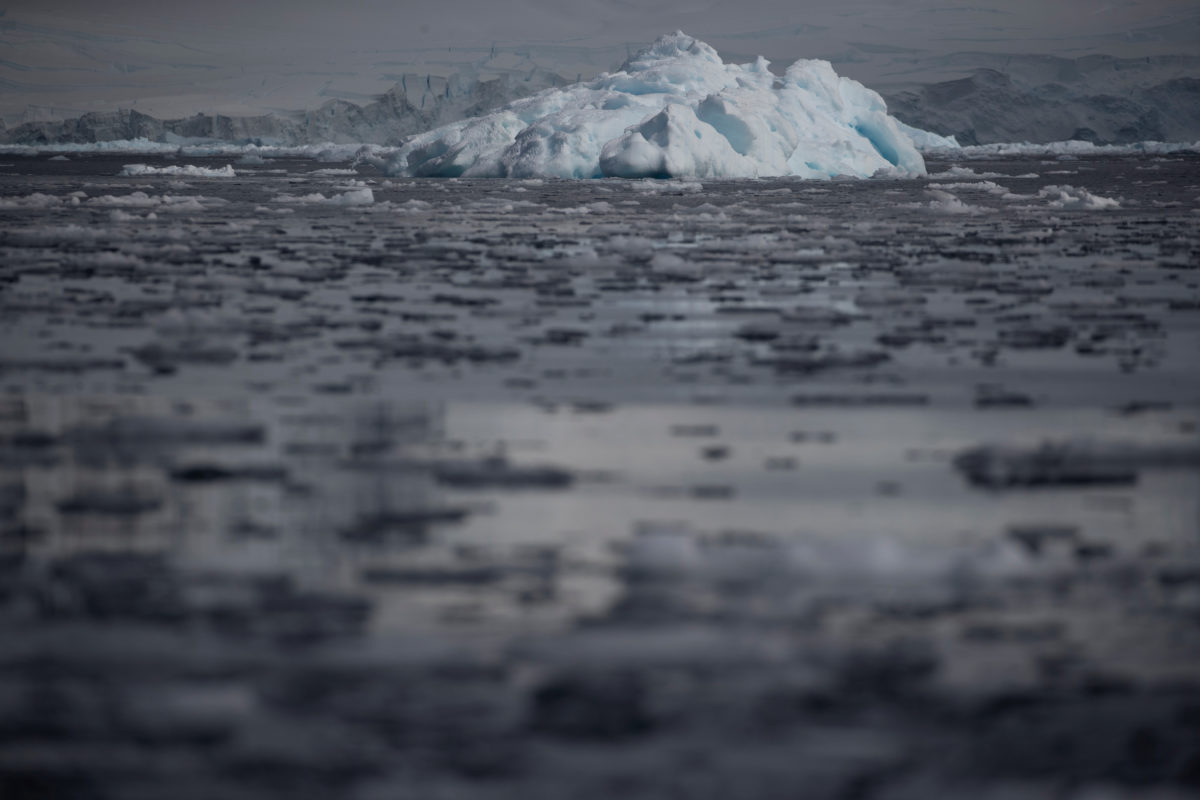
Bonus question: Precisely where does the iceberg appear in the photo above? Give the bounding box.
[381,32,930,180]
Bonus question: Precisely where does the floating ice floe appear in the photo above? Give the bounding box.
[0,139,381,162]
[926,139,1200,159]
[120,163,237,178]
[378,32,930,180]
[1036,184,1121,210]
[923,189,981,214]
[928,166,1036,180]
[85,191,226,211]
[272,187,375,205]
[0,192,70,208]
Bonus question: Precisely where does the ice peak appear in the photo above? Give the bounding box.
[621,32,721,73]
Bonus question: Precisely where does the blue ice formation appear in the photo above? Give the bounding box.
[384,32,937,179]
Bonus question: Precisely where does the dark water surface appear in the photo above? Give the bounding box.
[1,152,1199,799]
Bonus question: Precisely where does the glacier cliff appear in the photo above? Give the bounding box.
[383,32,937,180]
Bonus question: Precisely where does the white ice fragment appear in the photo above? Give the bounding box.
[88,191,160,207]
[935,180,1009,195]
[923,140,1200,159]
[109,209,158,222]
[120,163,236,178]
[557,201,614,215]
[929,166,1005,180]
[395,199,431,214]
[0,192,63,208]
[86,192,224,211]
[327,187,375,205]
[273,187,373,205]
[648,252,696,273]
[626,523,703,577]
[629,178,703,194]
[1036,184,1121,210]
[912,188,981,214]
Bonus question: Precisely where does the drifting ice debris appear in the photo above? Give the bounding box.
[129,342,238,373]
[273,187,374,205]
[56,487,163,516]
[790,393,929,407]
[1036,185,1121,210]
[996,325,1072,349]
[380,32,930,179]
[1006,524,1081,556]
[0,357,126,373]
[66,417,265,449]
[119,163,237,178]
[42,552,185,622]
[954,440,1200,488]
[955,443,1136,488]
[529,671,655,739]
[974,384,1034,408]
[0,483,26,517]
[754,349,890,374]
[433,455,574,489]
[360,564,502,586]
[168,463,288,483]
[340,507,472,542]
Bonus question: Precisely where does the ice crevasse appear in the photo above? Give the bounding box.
[382,32,953,180]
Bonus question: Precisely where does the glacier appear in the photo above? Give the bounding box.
[381,32,930,180]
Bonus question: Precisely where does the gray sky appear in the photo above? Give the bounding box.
[3,1,1198,121]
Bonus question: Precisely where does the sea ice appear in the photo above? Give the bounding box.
[924,189,980,214]
[1036,184,1121,210]
[929,140,1200,159]
[272,187,375,205]
[86,191,225,211]
[378,32,930,180]
[902,188,980,214]
[0,192,66,208]
[120,163,237,178]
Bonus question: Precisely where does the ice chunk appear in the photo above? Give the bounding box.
[954,440,1200,488]
[921,188,981,214]
[926,140,1200,158]
[382,32,929,180]
[85,192,224,211]
[120,163,236,178]
[0,192,63,208]
[1036,184,1121,210]
[272,187,374,205]
[326,187,374,205]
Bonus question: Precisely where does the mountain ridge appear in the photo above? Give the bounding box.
[2,51,1198,148]
[0,69,569,147]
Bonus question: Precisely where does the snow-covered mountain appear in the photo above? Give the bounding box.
[879,53,1200,145]
[0,70,569,147]
[3,37,1197,152]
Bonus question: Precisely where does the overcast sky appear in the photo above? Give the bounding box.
[3,1,1198,120]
